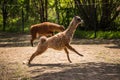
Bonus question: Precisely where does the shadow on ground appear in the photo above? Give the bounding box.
[72,39,120,49]
[0,32,31,47]
[0,32,120,48]
[29,62,120,80]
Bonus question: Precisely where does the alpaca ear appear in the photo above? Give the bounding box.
[74,15,76,18]
[74,16,80,19]
[60,25,65,30]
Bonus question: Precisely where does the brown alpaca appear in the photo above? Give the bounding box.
[28,16,84,64]
[30,22,65,46]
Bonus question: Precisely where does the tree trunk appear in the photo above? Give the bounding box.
[25,0,30,21]
[40,0,44,22]
[39,0,48,22]
[2,0,7,31]
[45,0,48,21]
[55,0,60,24]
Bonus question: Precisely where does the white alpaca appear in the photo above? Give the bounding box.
[28,16,84,64]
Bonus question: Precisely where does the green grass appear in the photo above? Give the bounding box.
[74,30,120,39]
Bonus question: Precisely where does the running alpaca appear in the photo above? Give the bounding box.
[28,16,84,64]
[30,22,65,46]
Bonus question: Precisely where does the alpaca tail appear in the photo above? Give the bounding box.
[39,36,47,44]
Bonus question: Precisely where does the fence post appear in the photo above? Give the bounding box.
[22,7,24,33]
[94,4,97,38]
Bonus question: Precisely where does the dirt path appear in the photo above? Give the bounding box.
[0,33,120,80]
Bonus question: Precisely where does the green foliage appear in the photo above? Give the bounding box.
[74,30,94,39]
[96,31,120,39]
[0,0,120,37]
[74,30,120,39]
[74,0,120,30]
[0,15,2,26]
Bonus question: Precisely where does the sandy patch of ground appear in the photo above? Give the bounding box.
[0,33,120,80]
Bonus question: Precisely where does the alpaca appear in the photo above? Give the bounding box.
[30,22,65,46]
[28,16,84,64]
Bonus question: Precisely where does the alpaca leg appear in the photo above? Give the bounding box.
[52,32,54,36]
[66,44,83,56]
[28,51,39,64]
[30,33,36,47]
[30,39,34,47]
[48,31,54,36]
[28,42,48,64]
[28,48,47,65]
[64,48,72,63]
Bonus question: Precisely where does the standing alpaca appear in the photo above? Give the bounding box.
[30,22,65,46]
[28,16,83,64]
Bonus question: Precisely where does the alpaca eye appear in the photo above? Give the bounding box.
[77,18,81,21]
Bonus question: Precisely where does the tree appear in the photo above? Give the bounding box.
[24,0,30,21]
[31,0,48,22]
[55,0,60,24]
[1,0,8,31]
[0,0,119,32]
[74,0,120,30]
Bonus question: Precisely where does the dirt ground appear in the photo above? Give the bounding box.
[0,32,120,80]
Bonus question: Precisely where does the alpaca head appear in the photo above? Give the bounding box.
[74,16,83,24]
[70,16,83,27]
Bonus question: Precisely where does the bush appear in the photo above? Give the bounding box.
[74,30,120,39]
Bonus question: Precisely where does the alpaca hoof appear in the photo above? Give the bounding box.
[27,61,32,67]
[23,60,31,67]
[79,54,84,57]
[31,44,33,47]
[69,61,72,63]
[81,54,84,57]
[23,61,28,64]
[27,63,32,67]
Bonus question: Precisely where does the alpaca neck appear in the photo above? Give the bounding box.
[65,21,78,38]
